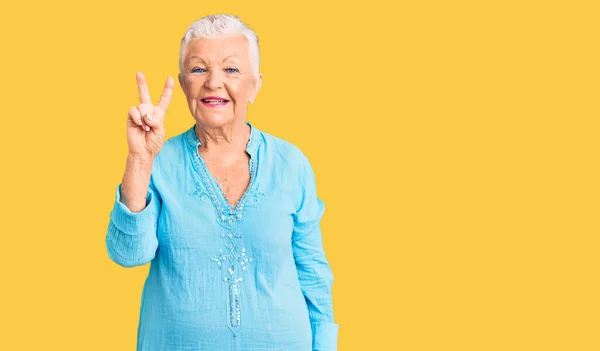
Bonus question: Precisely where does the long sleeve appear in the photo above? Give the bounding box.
[106,175,161,267]
[292,156,339,351]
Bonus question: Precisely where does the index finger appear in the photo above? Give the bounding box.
[136,72,152,104]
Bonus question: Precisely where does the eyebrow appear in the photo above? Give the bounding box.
[187,54,240,64]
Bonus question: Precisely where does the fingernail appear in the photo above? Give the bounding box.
[146,114,153,121]
[138,119,142,126]
[146,126,150,131]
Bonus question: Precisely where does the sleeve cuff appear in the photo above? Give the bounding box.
[109,184,155,235]
[311,322,339,351]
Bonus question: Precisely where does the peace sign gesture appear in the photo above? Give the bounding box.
[127,72,174,160]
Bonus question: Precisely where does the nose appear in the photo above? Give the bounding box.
[204,69,224,91]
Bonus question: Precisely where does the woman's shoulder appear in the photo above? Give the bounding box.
[152,127,191,169]
[258,128,308,165]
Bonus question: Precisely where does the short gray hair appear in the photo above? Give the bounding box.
[179,14,260,76]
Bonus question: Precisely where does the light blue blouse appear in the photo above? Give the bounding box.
[106,122,338,351]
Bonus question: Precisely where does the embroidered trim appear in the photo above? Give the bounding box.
[210,236,253,330]
[228,283,241,328]
[186,122,261,225]
[185,122,261,331]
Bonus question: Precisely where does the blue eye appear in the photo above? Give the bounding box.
[225,68,239,73]
[191,67,206,73]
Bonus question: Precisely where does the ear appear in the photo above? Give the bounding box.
[249,74,263,104]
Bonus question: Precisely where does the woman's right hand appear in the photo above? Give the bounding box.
[127,72,175,160]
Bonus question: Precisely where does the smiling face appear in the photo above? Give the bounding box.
[179,34,262,128]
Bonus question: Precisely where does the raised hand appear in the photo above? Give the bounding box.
[127,72,174,160]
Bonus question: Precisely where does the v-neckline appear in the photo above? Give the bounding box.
[187,122,260,223]
[201,152,251,214]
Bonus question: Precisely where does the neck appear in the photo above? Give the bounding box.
[195,119,251,155]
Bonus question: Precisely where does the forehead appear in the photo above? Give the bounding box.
[184,34,250,63]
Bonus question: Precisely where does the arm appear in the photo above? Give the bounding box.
[106,156,160,267]
[292,155,339,351]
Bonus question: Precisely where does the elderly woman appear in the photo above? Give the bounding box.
[106,14,338,351]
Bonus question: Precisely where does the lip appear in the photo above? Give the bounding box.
[200,96,230,108]
[202,96,229,101]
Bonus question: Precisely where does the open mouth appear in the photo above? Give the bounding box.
[200,98,230,108]
[201,98,229,103]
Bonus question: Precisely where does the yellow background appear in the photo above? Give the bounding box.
[1,0,598,350]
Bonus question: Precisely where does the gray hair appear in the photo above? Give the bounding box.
[179,14,260,76]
